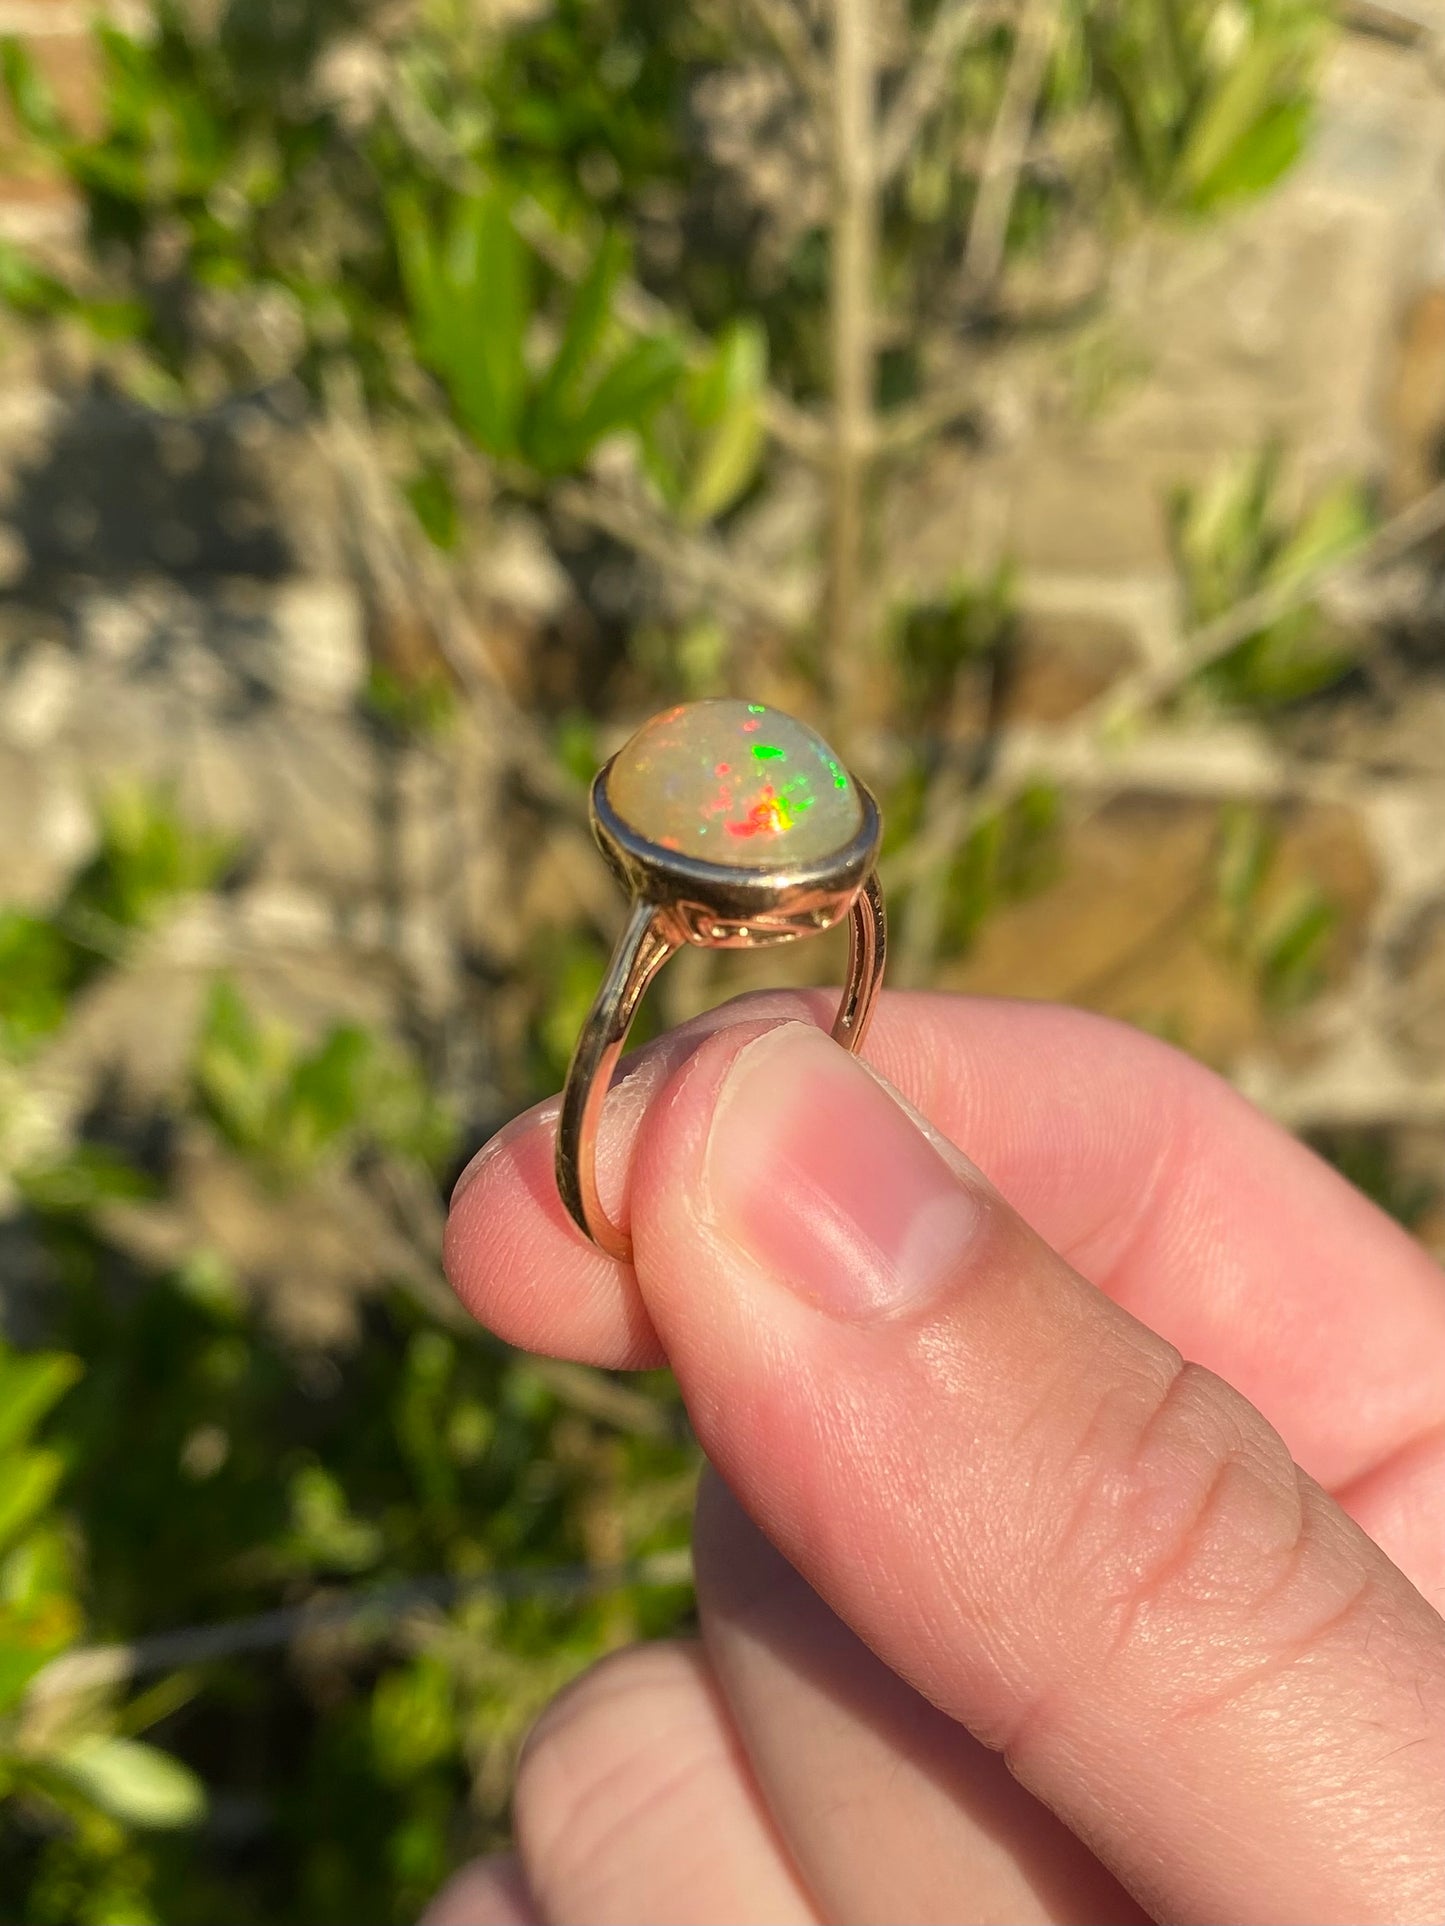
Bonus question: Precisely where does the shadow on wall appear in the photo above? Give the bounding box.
[4,380,297,587]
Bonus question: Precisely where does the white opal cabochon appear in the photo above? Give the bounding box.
[605,700,863,868]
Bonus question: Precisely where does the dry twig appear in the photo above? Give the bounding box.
[878,0,1004,185]
[874,371,990,455]
[552,478,803,628]
[734,0,832,114]
[960,0,1059,296]
[27,1551,695,1704]
[1095,479,1445,730]
[826,0,882,740]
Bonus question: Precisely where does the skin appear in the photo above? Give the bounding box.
[426,992,1445,1926]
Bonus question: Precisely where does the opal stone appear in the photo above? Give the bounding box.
[606,700,863,868]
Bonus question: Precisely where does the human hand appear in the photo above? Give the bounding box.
[427,993,1445,1925]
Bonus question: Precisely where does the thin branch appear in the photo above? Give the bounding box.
[552,478,803,628]
[530,1359,685,1439]
[27,1552,695,1703]
[960,0,1059,296]
[878,0,1002,186]
[511,197,826,463]
[887,479,1445,953]
[1094,478,1445,732]
[1339,0,1441,45]
[733,0,832,115]
[874,371,988,455]
[826,0,882,741]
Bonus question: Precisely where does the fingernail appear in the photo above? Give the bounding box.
[704,1023,984,1321]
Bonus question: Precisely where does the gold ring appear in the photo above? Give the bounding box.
[556,699,887,1260]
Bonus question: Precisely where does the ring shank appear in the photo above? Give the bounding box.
[555,873,887,1262]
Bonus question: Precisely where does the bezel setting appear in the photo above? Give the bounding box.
[591,758,882,949]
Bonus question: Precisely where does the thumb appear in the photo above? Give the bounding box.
[629,1020,1445,1926]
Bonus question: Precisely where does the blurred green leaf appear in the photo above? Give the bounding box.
[1089,0,1325,214]
[527,228,628,444]
[371,1657,455,1785]
[0,911,79,1057]
[933,779,1062,956]
[193,978,454,1180]
[285,1463,384,1575]
[0,36,67,144]
[193,978,291,1160]
[0,238,72,317]
[53,1739,206,1832]
[0,1451,66,1557]
[1258,885,1336,1009]
[892,566,1016,724]
[548,332,684,465]
[1211,804,1340,1009]
[1270,476,1374,585]
[525,273,685,476]
[0,1353,81,1458]
[284,1026,373,1164]
[1214,802,1274,934]
[1176,39,1286,197]
[394,187,532,458]
[403,465,461,551]
[1187,94,1309,207]
[17,1146,152,1219]
[1171,449,1373,709]
[71,783,234,933]
[365,663,458,737]
[0,1641,59,1718]
[553,710,599,786]
[681,321,768,525]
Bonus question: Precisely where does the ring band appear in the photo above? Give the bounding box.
[555,701,887,1261]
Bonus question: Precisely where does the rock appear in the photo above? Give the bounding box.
[999,611,1138,724]
[1386,283,1445,507]
[74,586,166,667]
[248,580,367,712]
[940,794,1379,1070]
[0,643,77,748]
[1389,898,1445,1068]
[0,747,91,904]
[891,33,1445,595]
[480,511,574,624]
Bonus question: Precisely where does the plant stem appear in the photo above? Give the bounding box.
[878,0,1006,185]
[826,0,880,745]
[552,477,802,627]
[962,0,1058,297]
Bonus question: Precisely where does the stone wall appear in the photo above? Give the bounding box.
[1,8,1445,1279]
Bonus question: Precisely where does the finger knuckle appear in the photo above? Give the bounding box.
[1052,1358,1313,1670]
[1001,1358,1444,1773]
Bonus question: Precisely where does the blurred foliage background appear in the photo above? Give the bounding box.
[0,0,1442,1916]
